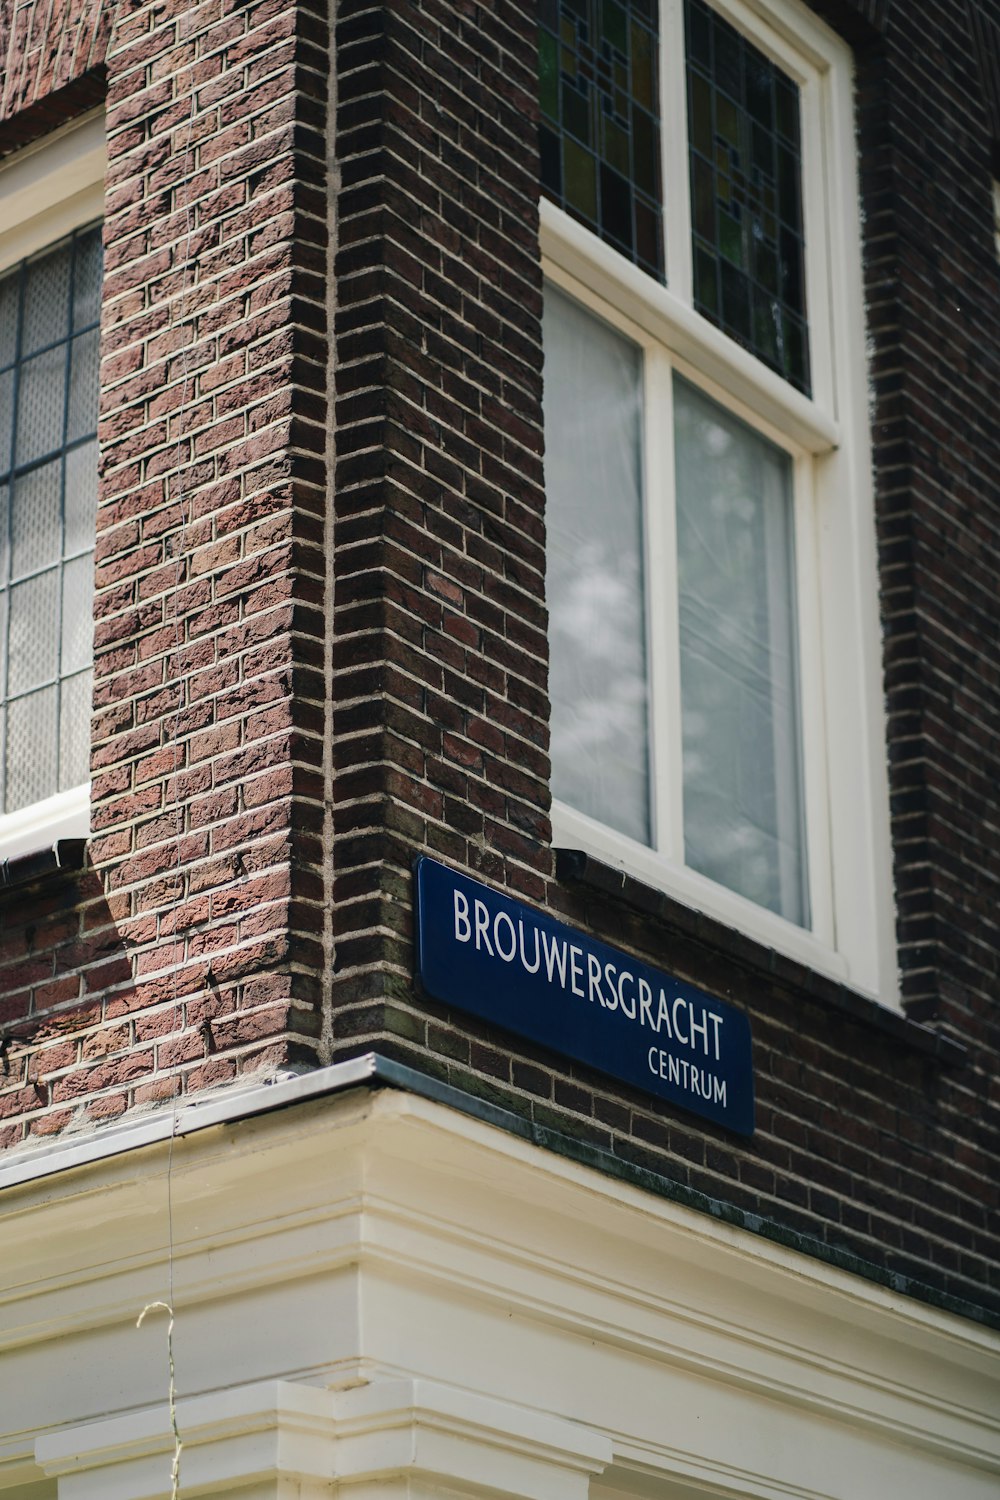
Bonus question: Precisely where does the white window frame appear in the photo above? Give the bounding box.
[543,0,899,1005]
[0,112,105,862]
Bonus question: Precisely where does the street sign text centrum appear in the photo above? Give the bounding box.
[414,857,755,1136]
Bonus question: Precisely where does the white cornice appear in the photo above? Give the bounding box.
[36,1378,612,1500]
[2,1084,999,1500]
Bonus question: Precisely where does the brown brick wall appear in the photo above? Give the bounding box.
[0,0,336,1134]
[0,849,215,1141]
[91,0,334,1088]
[0,0,109,152]
[328,0,551,1041]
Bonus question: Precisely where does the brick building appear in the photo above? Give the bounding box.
[1,0,999,1495]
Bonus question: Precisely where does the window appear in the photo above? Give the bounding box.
[0,115,104,859]
[540,0,897,1002]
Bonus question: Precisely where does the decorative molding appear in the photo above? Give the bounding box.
[36,1379,612,1500]
[0,110,104,271]
[4,1088,999,1500]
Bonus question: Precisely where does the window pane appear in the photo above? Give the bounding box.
[544,285,651,847]
[12,459,61,579]
[61,553,94,676]
[15,344,66,466]
[684,0,810,393]
[22,241,71,356]
[8,569,60,696]
[65,439,99,555]
[674,376,808,926]
[0,268,19,369]
[0,588,8,702]
[73,226,103,331]
[59,670,92,791]
[538,0,664,280]
[67,328,99,443]
[7,685,57,811]
[0,368,12,478]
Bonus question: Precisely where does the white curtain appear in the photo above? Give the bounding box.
[674,376,808,927]
[543,285,651,847]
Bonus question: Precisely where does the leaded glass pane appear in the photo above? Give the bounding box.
[685,0,810,393]
[539,0,664,279]
[67,328,99,443]
[0,369,13,477]
[61,554,94,676]
[0,224,101,813]
[7,686,58,810]
[0,588,8,703]
[65,440,99,555]
[9,570,60,695]
[0,271,17,370]
[22,242,71,356]
[59,670,92,791]
[674,377,808,926]
[12,459,62,580]
[15,344,66,467]
[73,227,103,331]
[544,285,651,846]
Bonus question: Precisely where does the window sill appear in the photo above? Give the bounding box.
[555,848,966,1068]
[0,784,90,866]
[0,837,87,890]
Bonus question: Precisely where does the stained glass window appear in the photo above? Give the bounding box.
[685,0,810,392]
[539,0,663,279]
[0,224,101,814]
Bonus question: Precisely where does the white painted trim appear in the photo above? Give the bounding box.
[709,0,846,73]
[792,451,835,949]
[541,201,839,455]
[552,798,849,982]
[0,783,89,863]
[4,1091,999,1500]
[0,1055,378,1192]
[817,43,899,1004]
[0,114,105,273]
[36,1377,612,1500]
[643,347,682,859]
[332,1378,612,1500]
[661,0,693,301]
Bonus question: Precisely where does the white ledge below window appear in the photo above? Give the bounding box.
[551,798,900,1009]
[0,784,90,865]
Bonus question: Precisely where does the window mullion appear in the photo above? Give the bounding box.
[799,71,835,411]
[792,450,834,948]
[0,259,26,815]
[642,345,683,861]
[661,0,693,301]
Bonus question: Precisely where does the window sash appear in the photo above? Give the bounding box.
[0,221,100,817]
[542,3,897,1003]
[0,114,104,860]
[544,271,833,946]
[657,0,837,411]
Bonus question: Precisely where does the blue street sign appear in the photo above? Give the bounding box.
[414,857,755,1136]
